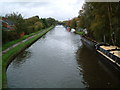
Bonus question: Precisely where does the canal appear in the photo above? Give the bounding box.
[7,25,120,88]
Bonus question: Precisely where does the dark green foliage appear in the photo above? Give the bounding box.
[46,17,56,26]
[5,12,26,34]
[2,13,57,45]
[67,2,119,46]
[40,18,49,28]
[2,30,19,44]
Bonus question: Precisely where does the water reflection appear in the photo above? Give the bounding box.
[12,49,31,68]
[76,45,120,88]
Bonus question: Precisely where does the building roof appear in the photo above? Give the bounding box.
[2,17,15,25]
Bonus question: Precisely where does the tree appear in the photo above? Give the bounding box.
[34,21,44,31]
[77,2,120,46]
[5,12,26,34]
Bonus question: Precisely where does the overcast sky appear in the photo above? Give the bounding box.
[0,0,85,21]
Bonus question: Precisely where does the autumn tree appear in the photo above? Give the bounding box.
[78,2,120,46]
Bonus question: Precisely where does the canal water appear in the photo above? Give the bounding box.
[7,25,120,88]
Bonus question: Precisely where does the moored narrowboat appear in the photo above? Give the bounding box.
[95,44,120,71]
[66,27,71,32]
[81,35,120,71]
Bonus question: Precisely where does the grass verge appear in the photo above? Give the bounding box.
[2,28,51,51]
[2,26,54,88]
[75,31,85,35]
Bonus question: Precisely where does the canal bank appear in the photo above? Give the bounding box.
[74,31,97,50]
[2,26,54,88]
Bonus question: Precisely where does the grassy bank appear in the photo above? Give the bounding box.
[2,26,54,88]
[2,28,52,51]
[75,31,85,35]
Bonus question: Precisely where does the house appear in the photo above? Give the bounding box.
[1,17,15,31]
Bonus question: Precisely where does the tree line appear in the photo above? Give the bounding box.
[63,2,120,46]
[2,12,58,44]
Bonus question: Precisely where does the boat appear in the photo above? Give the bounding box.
[81,35,120,71]
[95,43,120,71]
[81,35,97,50]
[66,27,71,32]
[71,28,76,33]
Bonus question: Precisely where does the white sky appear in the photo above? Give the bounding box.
[0,0,85,21]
